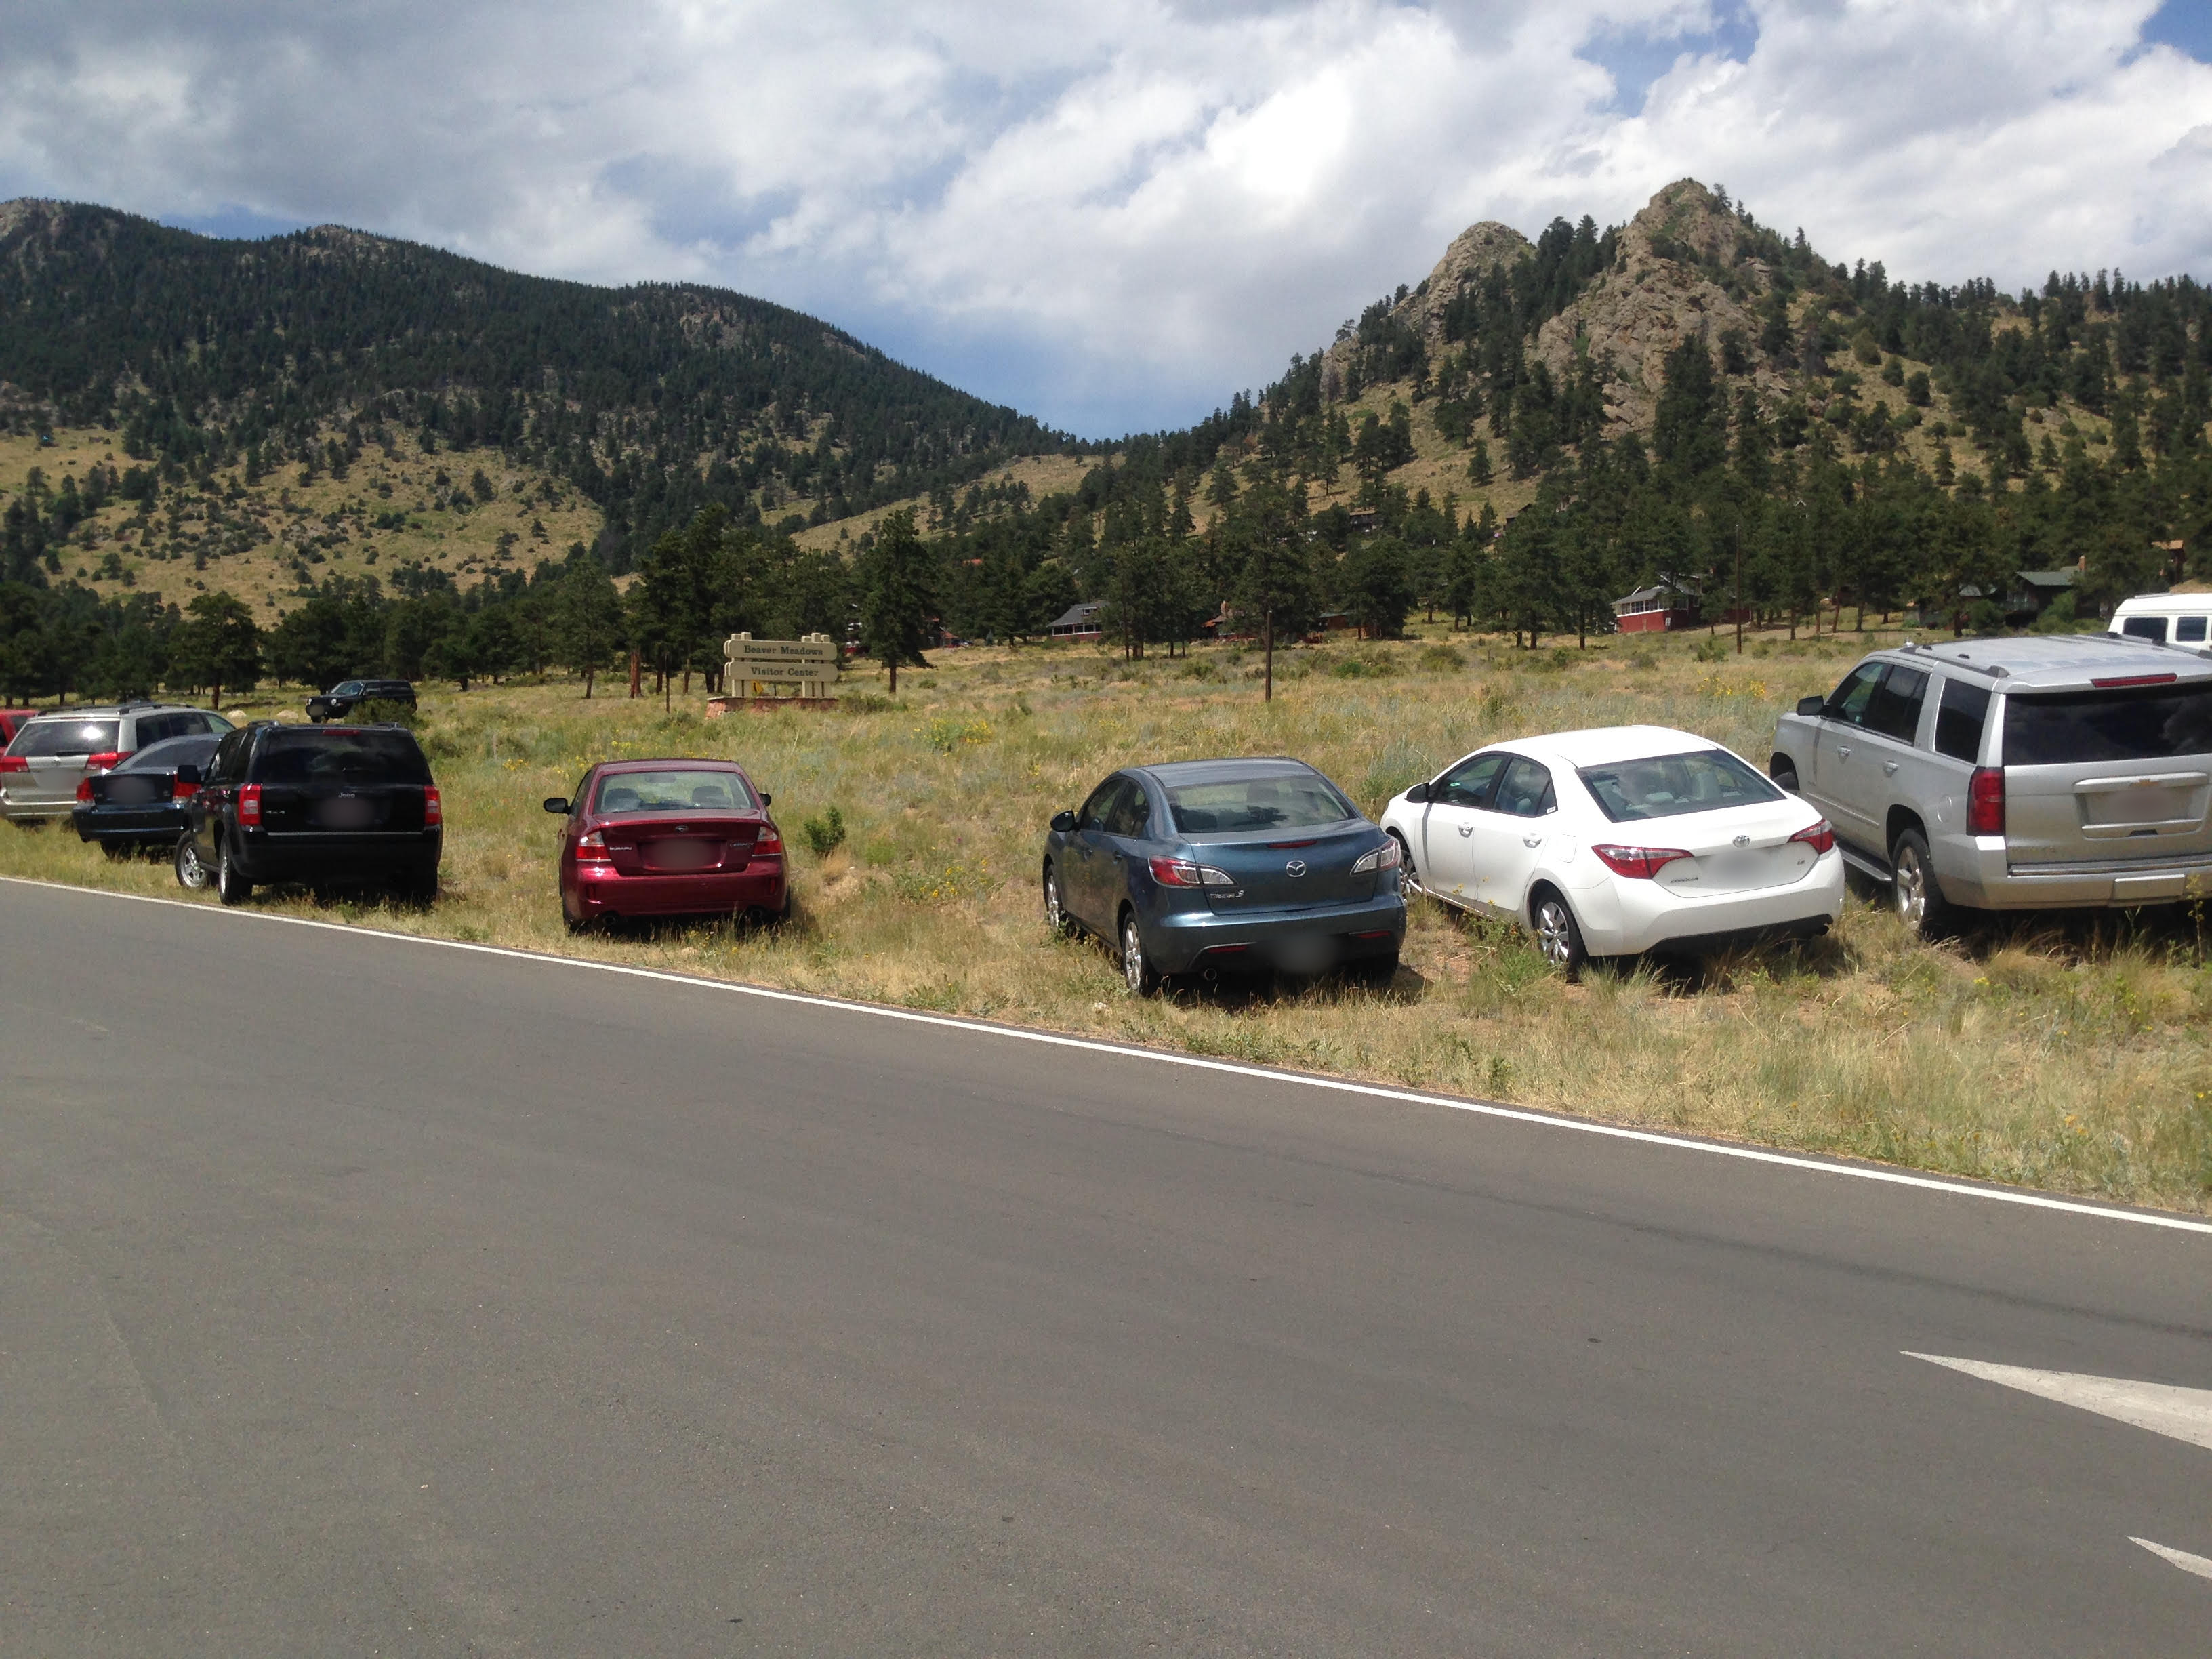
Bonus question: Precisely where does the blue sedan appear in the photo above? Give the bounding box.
[1042,758,1406,993]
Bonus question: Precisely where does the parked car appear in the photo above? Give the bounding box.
[2109,594,2212,651]
[306,678,417,722]
[1382,725,1843,972]
[1769,635,2212,937]
[0,710,40,746]
[73,731,226,857]
[176,721,442,904]
[1,703,233,824]
[1042,758,1405,992]
[544,759,785,930]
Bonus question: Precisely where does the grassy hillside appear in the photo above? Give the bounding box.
[7,617,2206,1215]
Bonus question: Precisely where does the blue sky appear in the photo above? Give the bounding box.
[7,1,2209,438]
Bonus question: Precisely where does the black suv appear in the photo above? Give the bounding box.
[176,722,443,905]
[306,678,417,723]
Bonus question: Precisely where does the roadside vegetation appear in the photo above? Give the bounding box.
[6,620,2209,1216]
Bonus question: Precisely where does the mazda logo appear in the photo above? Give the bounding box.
[1285,859,1307,877]
[1732,834,1751,848]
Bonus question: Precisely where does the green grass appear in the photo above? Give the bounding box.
[8,619,2211,1215]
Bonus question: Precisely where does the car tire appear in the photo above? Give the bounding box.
[1389,831,1420,897]
[1120,908,1160,996]
[215,836,252,906]
[1890,827,1954,941]
[1356,951,1401,988]
[1770,757,1802,792]
[174,834,210,891]
[1043,861,1075,938]
[397,863,438,905]
[100,840,129,861]
[1531,887,1587,979]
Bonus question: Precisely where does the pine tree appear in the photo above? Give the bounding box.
[857,509,937,695]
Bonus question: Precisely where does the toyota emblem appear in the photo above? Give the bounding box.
[1285,859,1307,878]
[1732,833,1751,848]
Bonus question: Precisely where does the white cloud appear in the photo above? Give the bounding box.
[0,1,2204,434]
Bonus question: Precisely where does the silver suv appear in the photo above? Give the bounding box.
[1,703,234,823]
[1769,636,2212,936]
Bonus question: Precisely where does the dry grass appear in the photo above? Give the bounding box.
[7,618,2209,1215]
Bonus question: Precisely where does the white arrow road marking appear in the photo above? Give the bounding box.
[1904,1353,2212,1453]
[2131,1538,2212,1582]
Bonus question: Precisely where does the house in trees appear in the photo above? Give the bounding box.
[1955,568,2078,628]
[1048,602,1106,639]
[1612,578,1702,634]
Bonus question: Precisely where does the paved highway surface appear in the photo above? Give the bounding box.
[3,880,2209,1654]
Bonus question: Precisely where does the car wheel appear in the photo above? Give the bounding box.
[396,863,438,905]
[1356,951,1401,988]
[173,835,210,891]
[1532,888,1586,978]
[1043,861,1074,937]
[1389,831,1420,897]
[1120,909,1160,996]
[100,840,129,861]
[1770,758,1801,792]
[1891,828,1953,941]
[215,836,252,906]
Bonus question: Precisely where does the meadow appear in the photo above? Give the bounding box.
[7,618,2210,1215]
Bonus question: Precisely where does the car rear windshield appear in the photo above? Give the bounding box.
[593,769,756,814]
[119,735,221,772]
[1576,749,1782,822]
[1164,773,1355,833]
[7,719,120,758]
[256,729,432,786]
[2003,683,2212,766]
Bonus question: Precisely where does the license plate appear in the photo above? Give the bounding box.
[314,797,378,829]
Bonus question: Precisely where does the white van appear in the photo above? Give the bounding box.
[2108,593,2212,649]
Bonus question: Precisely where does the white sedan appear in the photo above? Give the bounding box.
[1379,724,1845,970]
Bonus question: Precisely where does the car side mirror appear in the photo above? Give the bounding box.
[1796,695,1826,718]
[174,764,201,787]
[542,797,570,815]
[1050,810,1078,833]
[759,792,772,808]
[1404,781,1432,804]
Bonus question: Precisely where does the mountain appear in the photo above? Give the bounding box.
[0,199,1078,571]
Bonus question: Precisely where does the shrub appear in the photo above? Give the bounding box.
[801,804,848,857]
[350,697,417,728]
[1418,643,1465,672]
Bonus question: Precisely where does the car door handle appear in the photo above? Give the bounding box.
[1883,760,1899,776]
[1522,836,1543,848]
[1835,745,1852,760]
[1458,825,1474,837]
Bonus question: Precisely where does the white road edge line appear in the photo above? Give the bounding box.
[14,874,2212,1238]
[2131,1538,2212,1583]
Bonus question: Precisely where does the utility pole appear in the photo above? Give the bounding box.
[1263,607,1274,703]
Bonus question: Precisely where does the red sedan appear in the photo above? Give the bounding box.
[545,759,787,930]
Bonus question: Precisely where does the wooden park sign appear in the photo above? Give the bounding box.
[708,632,842,714]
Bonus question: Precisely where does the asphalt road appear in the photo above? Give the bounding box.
[4,881,2209,1656]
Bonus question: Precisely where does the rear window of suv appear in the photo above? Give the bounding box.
[2003,682,2212,766]
[7,719,120,758]
[255,729,432,786]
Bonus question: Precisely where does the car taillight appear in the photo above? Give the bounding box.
[424,785,442,827]
[0,755,24,773]
[1789,819,1837,855]
[1591,844,1694,879]
[1967,767,2005,837]
[238,783,262,827]
[2091,673,2177,688]
[753,823,782,854]
[173,775,199,800]
[76,777,94,803]
[1149,855,1235,887]
[84,751,128,771]
[575,830,612,864]
[1351,839,1402,874]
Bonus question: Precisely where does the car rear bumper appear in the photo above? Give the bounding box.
[1568,852,1846,956]
[233,829,442,880]
[569,861,787,918]
[1936,838,2212,909]
[75,804,188,842]
[1141,893,1406,975]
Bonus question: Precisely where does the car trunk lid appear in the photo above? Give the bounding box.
[2001,682,2212,867]
[1629,800,1826,896]
[261,781,428,834]
[599,813,762,876]
[1187,822,1378,911]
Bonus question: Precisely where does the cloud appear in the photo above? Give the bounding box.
[0,1,2205,436]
